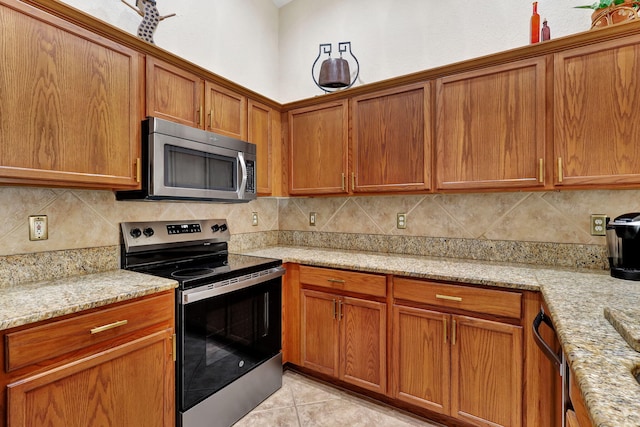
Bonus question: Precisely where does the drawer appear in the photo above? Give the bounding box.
[393,277,521,319]
[5,291,174,372]
[299,265,386,297]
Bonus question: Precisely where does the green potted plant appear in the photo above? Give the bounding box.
[575,0,640,28]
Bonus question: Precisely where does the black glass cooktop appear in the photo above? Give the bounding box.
[130,253,282,289]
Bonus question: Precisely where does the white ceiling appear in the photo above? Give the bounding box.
[272,0,293,8]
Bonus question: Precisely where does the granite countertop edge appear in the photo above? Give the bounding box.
[243,246,640,427]
[0,269,178,331]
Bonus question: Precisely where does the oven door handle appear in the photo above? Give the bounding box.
[181,266,285,304]
[532,307,562,370]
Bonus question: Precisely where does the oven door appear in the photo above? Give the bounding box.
[177,274,282,412]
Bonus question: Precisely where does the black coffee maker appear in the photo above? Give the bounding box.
[606,212,640,280]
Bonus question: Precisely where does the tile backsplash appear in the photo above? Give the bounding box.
[0,187,278,256]
[2,186,639,267]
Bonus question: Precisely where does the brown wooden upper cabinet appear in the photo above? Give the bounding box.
[0,0,143,189]
[205,82,247,140]
[435,58,547,191]
[248,99,275,195]
[351,83,431,193]
[146,58,247,140]
[288,100,349,195]
[146,57,204,128]
[554,34,640,187]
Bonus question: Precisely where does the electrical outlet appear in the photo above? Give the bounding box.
[590,214,607,236]
[29,215,48,241]
[252,212,259,226]
[309,212,317,226]
[397,213,407,229]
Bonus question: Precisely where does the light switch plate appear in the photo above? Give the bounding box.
[309,212,317,226]
[29,215,48,240]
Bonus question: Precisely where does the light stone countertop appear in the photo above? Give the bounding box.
[244,246,640,427]
[0,269,178,331]
[2,245,638,426]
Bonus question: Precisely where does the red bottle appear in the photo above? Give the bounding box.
[541,19,551,41]
[530,2,540,44]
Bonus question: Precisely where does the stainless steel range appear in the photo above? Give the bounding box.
[120,219,284,427]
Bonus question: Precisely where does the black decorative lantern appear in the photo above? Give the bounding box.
[312,42,359,93]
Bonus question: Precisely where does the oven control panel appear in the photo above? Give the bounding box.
[167,223,202,234]
[120,219,230,251]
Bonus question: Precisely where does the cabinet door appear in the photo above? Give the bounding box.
[146,56,204,128]
[0,1,142,189]
[392,305,450,415]
[301,289,339,376]
[249,99,274,195]
[340,296,386,394]
[555,35,640,187]
[451,315,523,427]
[351,83,431,193]
[436,58,546,190]
[7,329,174,427]
[205,82,247,139]
[289,100,349,195]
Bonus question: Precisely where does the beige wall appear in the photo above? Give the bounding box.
[57,0,593,103]
[2,186,638,256]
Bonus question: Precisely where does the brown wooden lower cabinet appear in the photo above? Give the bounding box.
[301,288,387,394]
[569,366,593,427]
[1,291,175,427]
[7,330,173,427]
[392,305,523,427]
[286,264,553,427]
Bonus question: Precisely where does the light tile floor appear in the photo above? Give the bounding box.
[234,370,445,427]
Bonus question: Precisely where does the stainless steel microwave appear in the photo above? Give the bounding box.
[116,117,256,203]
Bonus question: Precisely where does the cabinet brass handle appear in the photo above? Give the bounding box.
[452,319,457,346]
[436,294,462,302]
[444,318,447,344]
[351,172,355,191]
[341,173,345,191]
[338,300,343,320]
[90,320,128,335]
[196,106,202,125]
[327,278,346,284]
[332,299,337,319]
[538,158,544,183]
[172,333,177,362]
[135,158,141,183]
[558,157,563,183]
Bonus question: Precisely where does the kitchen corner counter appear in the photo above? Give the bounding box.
[244,246,640,427]
[0,269,178,331]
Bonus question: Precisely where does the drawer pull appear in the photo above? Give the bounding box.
[327,278,346,284]
[90,320,128,335]
[436,294,462,302]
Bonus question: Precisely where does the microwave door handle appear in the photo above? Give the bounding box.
[238,152,248,197]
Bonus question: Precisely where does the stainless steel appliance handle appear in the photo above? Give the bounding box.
[237,152,248,197]
[181,266,285,304]
[532,307,562,370]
